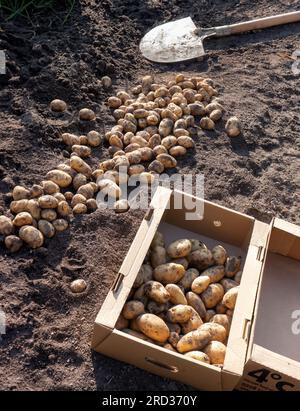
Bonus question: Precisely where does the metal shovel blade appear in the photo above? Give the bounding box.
[140,17,204,63]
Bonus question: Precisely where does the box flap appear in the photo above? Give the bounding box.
[92,187,172,346]
[222,220,270,388]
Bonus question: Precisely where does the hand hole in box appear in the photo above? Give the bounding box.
[213,220,222,227]
[145,357,179,373]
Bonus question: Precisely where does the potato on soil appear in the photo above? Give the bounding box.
[144,281,170,304]
[30,184,44,198]
[222,286,239,310]
[225,116,241,137]
[19,225,44,248]
[178,268,199,290]
[122,300,145,320]
[169,146,187,157]
[186,291,207,319]
[225,256,241,277]
[46,170,72,188]
[177,329,211,353]
[50,99,67,112]
[70,156,92,177]
[165,284,187,305]
[13,212,33,227]
[64,191,74,201]
[133,264,153,288]
[101,76,112,89]
[0,216,14,236]
[220,278,239,292]
[99,159,116,172]
[4,235,23,252]
[115,315,129,330]
[38,220,55,238]
[57,201,71,217]
[153,262,185,285]
[97,179,122,199]
[87,130,101,147]
[191,275,210,294]
[167,305,193,324]
[184,351,210,364]
[79,135,88,145]
[72,145,92,158]
[210,109,223,122]
[167,238,192,258]
[12,186,30,201]
[79,108,96,121]
[41,180,60,194]
[73,203,87,214]
[52,219,68,232]
[181,307,203,334]
[200,117,215,130]
[114,199,130,213]
[200,322,226,343]
[86,199,97,212]
[136,313,169,343]
[212,245,227,265]
[202,283,225,309]
[188,248,213,271]
[151,245,167,268]
[203,341,226,365]
[212,314,231,335]
[40,209,57,222]
[71,194,86,207]
[156,153,177,169]
[77,183,94,199]
[61,132,80,146]
[70,279,87,293]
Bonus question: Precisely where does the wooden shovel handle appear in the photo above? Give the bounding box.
[214,11,300,37]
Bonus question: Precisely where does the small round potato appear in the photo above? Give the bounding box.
[53,193,66,202]
[77,183,94,199]
[212,245,227,265]
[184,351,210,364]
[38,220,55,238]
[186,291,207,319]
[71,194,86,207]
[200,322,227,343]
[41,180,60,195]
[30,184,44,198]
[201,283,224,309]
[73,203,87,214]
[167,304,193,323]
[70,156,92,177]
[97,179,122,199]
[200,117,215,130]
[177,329,211,353]
[13,212,33,227]
[165,284,187,305]
[153,262,185,285]
[188,248,213,271]
[191,275,210,294]
[225,256,241,278]
[181,307,203,334]
[70,278,87,293]
[161,136,177,150]
[153,145,168,157]
[50,99,67,112]
[156,153,177,169]
[167,238,192,258]
[0,216,14,236]
[136,313,169,343]
[4,235,23,252]
[19,225,44,248]
[46,170,72,188]
[210,109,223,122]
[114,199,130,213]
[52,219,68,232]
[79,108,96,121]
[133,264,153,289]
[57,201,71,217]
[87,130,101,147]
[144,281,170,304]
[12,186,30,201]
[203,341,226,365]
[151,245,167,268]
[169,145,187,157]
[122,300,145,320]
[61,132,80,146]
[40,209,57,222]
[222,286,239,310]
[225,116,241,137]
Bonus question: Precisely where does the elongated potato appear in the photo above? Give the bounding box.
[201,265,225,284]
[122,300,145,320]
[181,307,203,334]
[222,286,239,310]
[70,156,92,177]
[188,248,213,271]
[199,322,226,343]
[151,245,167,268]
[203,341,226,365]
[153,262,185,285]
[167,238,192,258]
[186,291,207,319]
[220,278,239,292]
[156,153,177,169]
[4,235,23,253]
[167,304,193,324]
[136,313,169,343]
[201,283,224,309]
[212,245,227,265]
[212,314,231,335]
[225,256,241,277]
[165,284,187,305]
[115,315,129,330]
[42,180,60,195]
[144,281,170,304]
[46,170,72,188]
[150,231,165,249]
[178,268,199,290]
[38,220,55,238]
[177,329,211,353]
[191,275,210,294]
[133,264,153,288]
[184,351,210,364]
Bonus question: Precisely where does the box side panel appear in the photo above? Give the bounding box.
[237,357,300,391]
[94,330,223,391]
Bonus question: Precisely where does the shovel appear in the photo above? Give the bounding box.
[140,11,300,63]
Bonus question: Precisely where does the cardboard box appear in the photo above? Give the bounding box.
[92,187,299,391]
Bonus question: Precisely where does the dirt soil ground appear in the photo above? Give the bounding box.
[0,0,300,391]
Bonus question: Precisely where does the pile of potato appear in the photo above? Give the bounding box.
[116,232,242,367]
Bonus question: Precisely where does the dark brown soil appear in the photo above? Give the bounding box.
[0,0,300,391]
